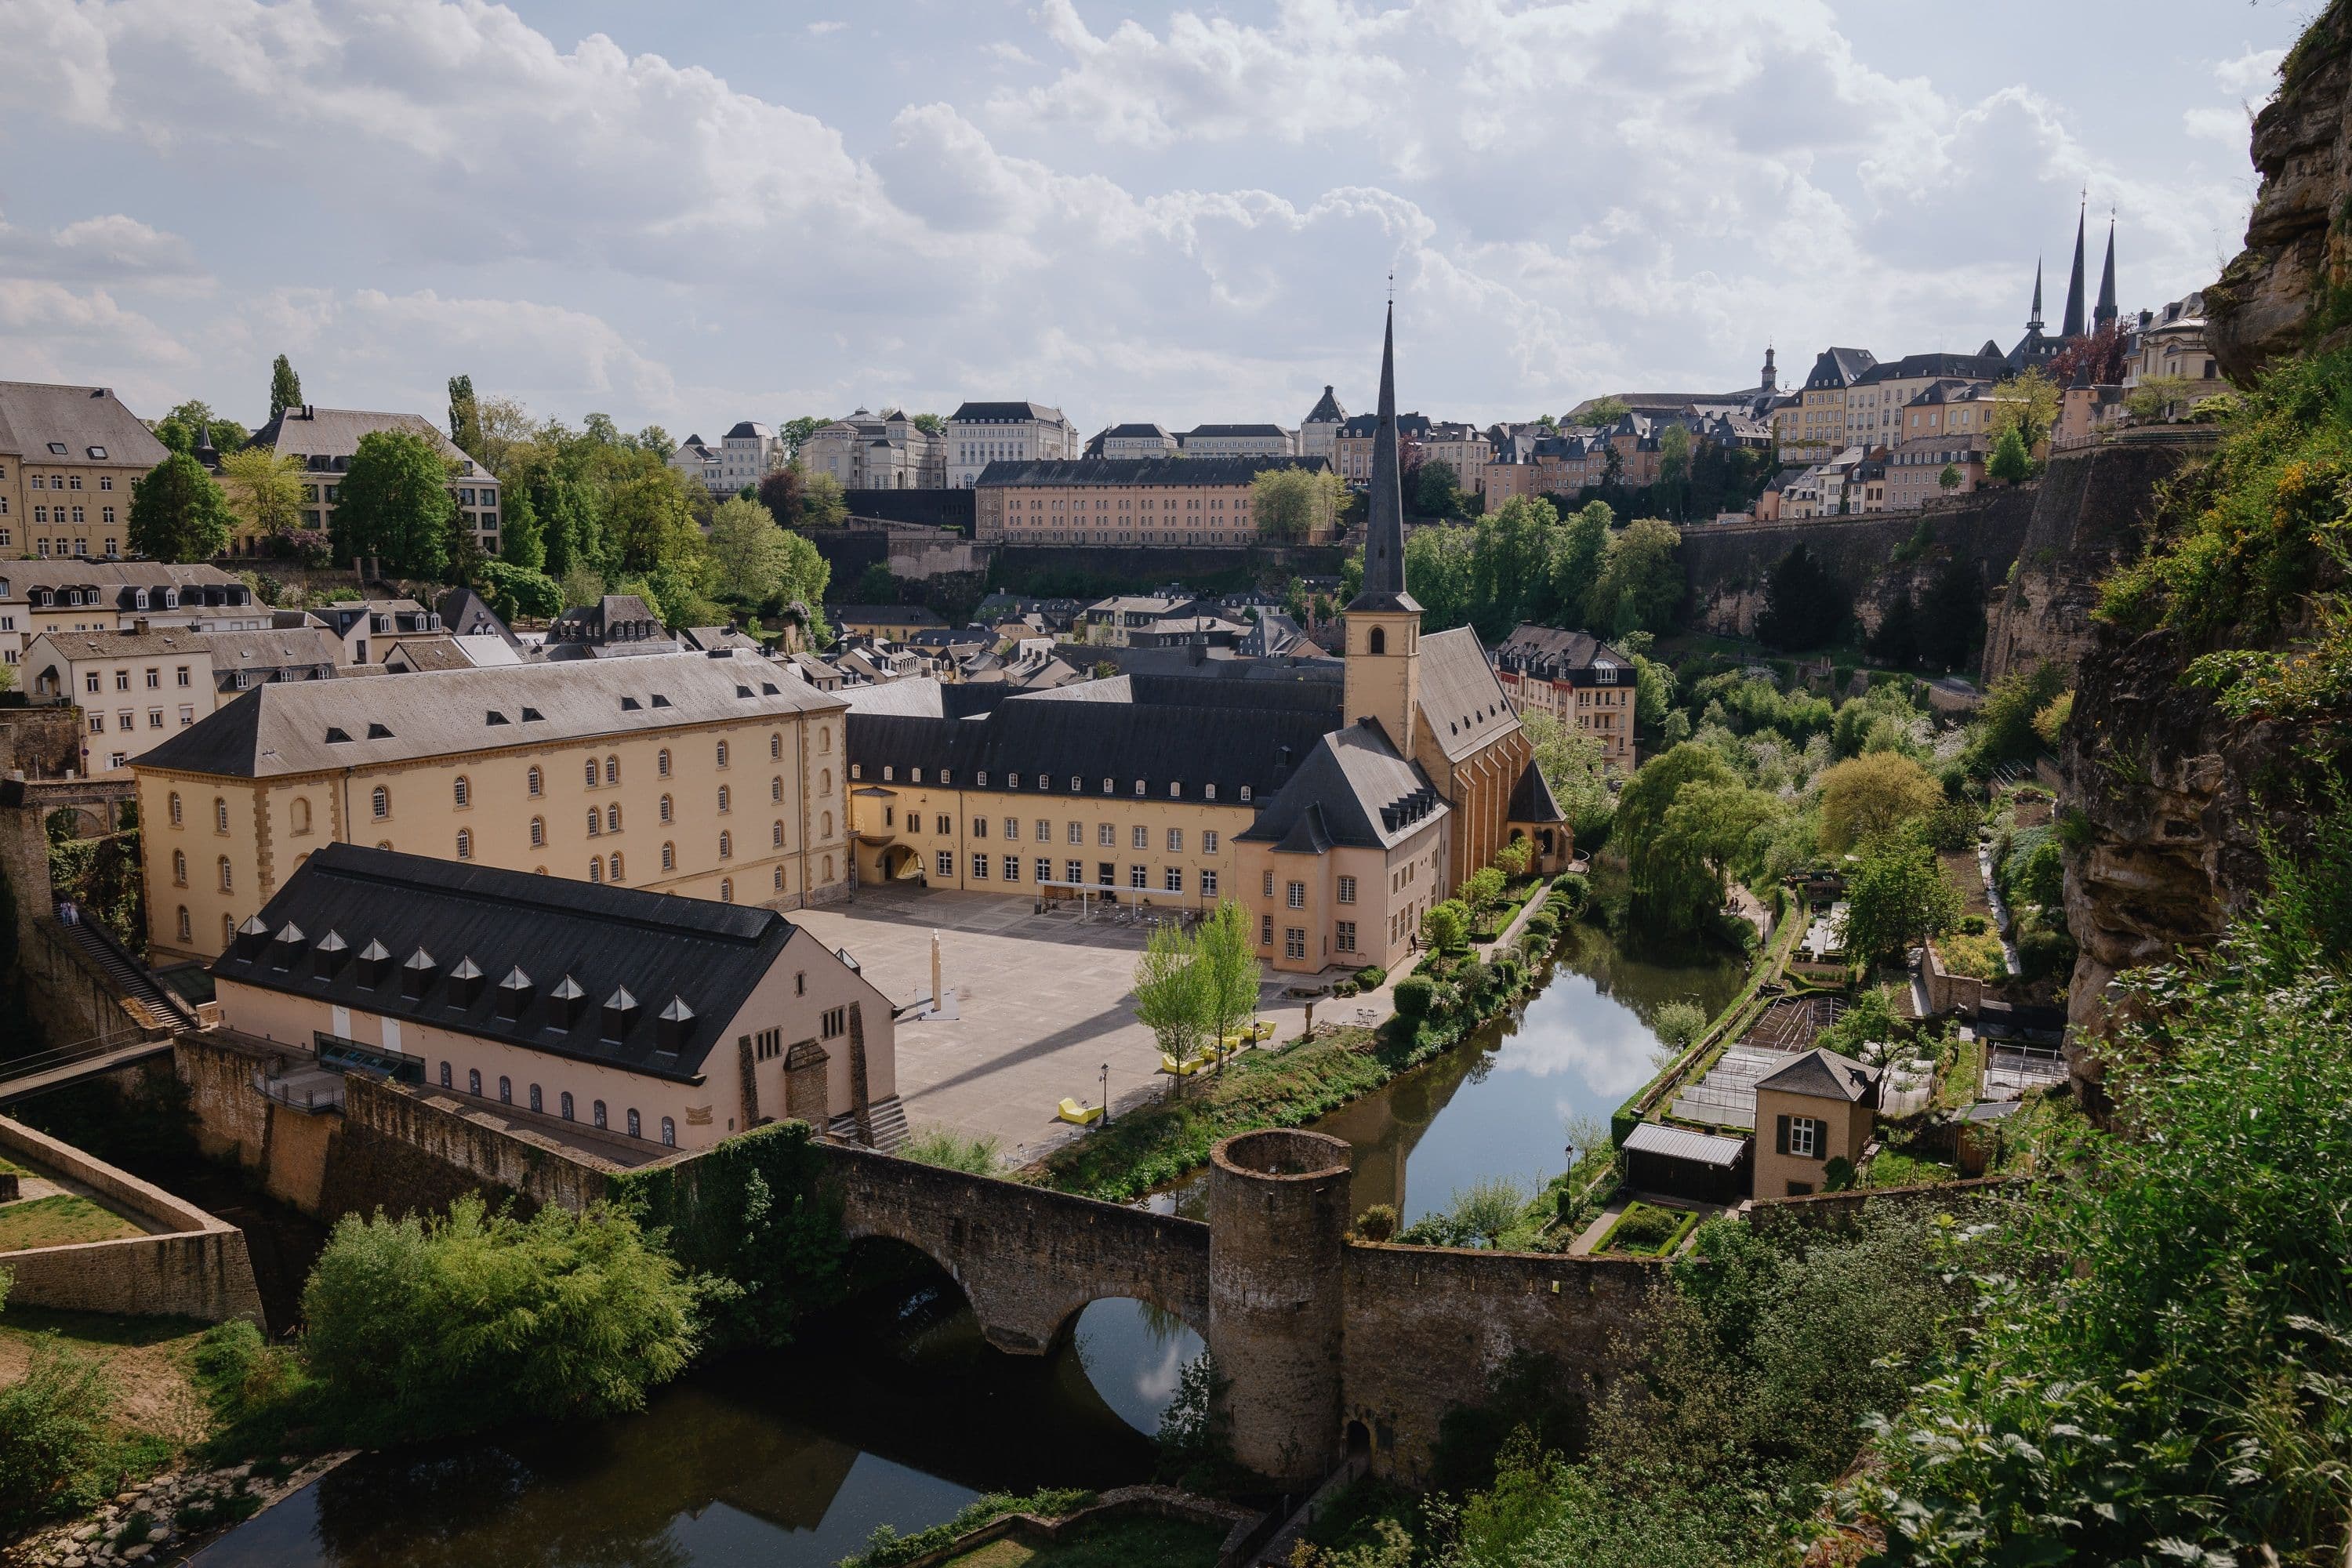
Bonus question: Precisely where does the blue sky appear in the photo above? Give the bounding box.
[0,0,2312,438]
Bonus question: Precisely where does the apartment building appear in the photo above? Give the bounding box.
[245,406,502,557]
[1489,624,1638,769]
[1176,424,1295,459]
[24,624,343,771]
[211,844,898,1152]
[800,409,946,491]
[666,434,720,492]
[1419,422,1494,495]
[1332,411,1431,483]
[946,402,1080,488]
[1773,349,1878,464]
[1883,441,1986,510]
[974,457,1336,547]
[1843,352,2004,452]
[1088,423,1178,459]
[0,561,262,668]
[1298,387,1347,463]
[134,651,851,964]
[0,381,172,561]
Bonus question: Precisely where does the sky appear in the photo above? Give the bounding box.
[0,0,2316,440]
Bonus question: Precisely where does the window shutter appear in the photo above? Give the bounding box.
[1775,1115,1789,1156]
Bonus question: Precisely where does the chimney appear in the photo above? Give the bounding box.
[496,965,534,1020]
[601,985,640,1042]
[400,946,437,999]
[234,915,271,961]
[356,938,392,986]
[310,929,348,979]
[447,956,484,1007]
[657,996,696,1053]
[549,975,587,1028]
[133,617,151,637]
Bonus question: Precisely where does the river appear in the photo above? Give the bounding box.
[187,920,1740,1566]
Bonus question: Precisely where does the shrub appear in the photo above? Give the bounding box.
[1422,898,1472,953]
[899,1128,1000,1174]
[1446,1177,1534,1247]
[1924,797,1979,853]
[301,1194,702,1442]
[1958,913,1989,935]
[1356,1204,1399,1242]
[1651,1000,1708,1054]
[843,1488,1100,1568]
[1822,1156,1857,1191]
[1353,965,1388,990]
[1392,975,1438,1021]
[1606,1203,1685,1251]
[0,1335,111,1531]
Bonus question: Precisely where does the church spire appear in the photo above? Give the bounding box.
[2027,256,2045,331]
[2094,215,2118,328]
[2060,200,2088,339]
[1348,300,1417,614]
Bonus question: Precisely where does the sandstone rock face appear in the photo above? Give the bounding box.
[2205,0,2352,383]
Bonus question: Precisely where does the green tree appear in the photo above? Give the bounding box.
[153,399,247,456]
[126,452,235,561]
[1752,542,1848,651]
[795,466,848,529]
[268,354,303,423]
[1250,465,1345,543]
[602,468,702,575]
[474,560,562,622]
[1817,752,1941,851]
[1421,898,1472,953]
[1586,517,1682,637]
[774,528,832,620]
[1967,661,2067,771]
[216,446,307,540]
[1403,524,1477,631]
[1987,425,2033,484]
[779,416,823,459]
[1654,423,1692,520]
[558,564,607,609]
[634,426,675,463]
[1339,545,1364,604]
[1866,590,1920,667]
[1413,458,1461,518]
[1581,397,1629,426]
[447,374,483,459]
[1616,743,1741,938]
[1987,367,2059,452]
[1523,710,1615,844]
[332,429,456,577]
[1469,495,1559,637]
[1462,865,1508,914]
[1549,500,1613,622]
[1194,900,1261,1069]
[499,481,545,569]
[911,412,945,436]
[704,496,793,604]
[1937,462,1962,492]
[1133,924,1210,1066]
[1838,836,1961,962]
[301,1195,700,1437]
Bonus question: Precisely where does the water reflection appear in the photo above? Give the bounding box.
[1071,1298,1205,1434]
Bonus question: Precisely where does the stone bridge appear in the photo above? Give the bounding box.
[817,1130,1655,1488]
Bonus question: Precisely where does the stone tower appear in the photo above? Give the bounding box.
[1758,343,1777,394]
[1341,303,1422,756]
[1207,1129,1353,1488]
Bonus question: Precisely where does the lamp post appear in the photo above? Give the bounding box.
[1100,1062,1110,1126]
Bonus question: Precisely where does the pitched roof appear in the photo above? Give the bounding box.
[434,586,517,647]
[826,604,947,626]
[384,635,474,672]
[1180,423,1289,439]
[198,628,345,671]
[1508,758,1565,824]
[1757,1047,1881,1104]
[1802,348,1879,391]
[951,401,1067,424]
[1491,623,1629,679]
[1414,627,1519,763]
[1099,423,1173,439]
[1236,722,1446,851]
[246,405,487,476]
[0,381,171,470]
[135,650,844,779]
[724,420,772,439]
[1304,385,1346,423]
[0,561,249,604]
[1622,1120,1748,1167]
[211,844,806,1080]
[977,456,1329,488]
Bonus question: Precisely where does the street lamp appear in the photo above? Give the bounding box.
[1100,1062,1110,1127]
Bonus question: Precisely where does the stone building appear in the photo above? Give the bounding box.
[1488,625,1636,770]
[0,380,171,561]
[132,649,851,964]
[974,456,1334,547]
[947,401,1080,488]
[244,405,503,559]
[1087,423,1178,459]
[800,409,946,491]
[24,624,343,771]
[1177,423,1295,458]
[211,843,897,1151]
[1298,386,1347,463]
[0,561,262,670]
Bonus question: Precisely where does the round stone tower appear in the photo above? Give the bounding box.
[1207,1128,1353,1488]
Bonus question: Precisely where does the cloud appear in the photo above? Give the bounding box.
[0,211,206,284]
[805,19,844,35]
[2212,45,2285,98]
[2184,104,2254,146]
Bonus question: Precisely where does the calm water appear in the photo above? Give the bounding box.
[191,1278,1203,1568]
[1154,921,1748,1224]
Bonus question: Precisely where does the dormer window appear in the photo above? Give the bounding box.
[1101,778,1114,795]
[87,445,106,459]
[881,766,893,781]
[1134,780,1145,796]
[1205,783,1217,800]
[1240,786,1252,802]
[1170,782,1181,797]
[975,771,988,787]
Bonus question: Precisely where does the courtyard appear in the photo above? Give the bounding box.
[789,885,1385,1163]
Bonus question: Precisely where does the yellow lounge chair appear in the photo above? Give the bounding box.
[1159,1053,1200,1077]
[1056,1097,1103,1126]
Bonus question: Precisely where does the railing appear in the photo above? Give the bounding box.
[0,1033,172,1098]
[250,1071,346,1114]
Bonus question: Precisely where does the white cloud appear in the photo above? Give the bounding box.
[2184,104,2254,145]
[805,19,844,35]
[2213,45,2285,98]
[0,211,205,284]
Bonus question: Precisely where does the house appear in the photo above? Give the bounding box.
[1298,387,1348,463]
[0,380,171,560]
[827,604,948,642]
[245,405,502,559]
[799,409,945,492]
[0,561,263,668]
[1489,625,1637,768]
[209,843,899,1151]
[433,586,521,647]
[1087,423,1178,460]
[310,599,445,666]
[666,434,721,493]
[1753,1047,1882,1199]
[543,596,680,661]
[1620,1121,1751,1205]
[23,622,345,771]
[947,401,1081,489]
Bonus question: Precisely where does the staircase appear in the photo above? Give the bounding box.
[829,1096,910,1152]
[58,917,198,1030]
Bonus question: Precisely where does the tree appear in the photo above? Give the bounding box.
[704,497,793,604]
[1469,495,1559,637]
[795,466,848,529]
[1817,753,1941,852]
[1550,500,1612,621]
[1616,743,1741,938]
[1987,426,2033,485]
[1752,543,1848,651]
[1915,556,1984,673]
[559,564,608,609]
[1937,463,1962,492]
[1462,865,1508,914]
[1967,662,2067,771]
[1189,901,1261,1073]
[268,354,303,423]
[474,560,563,622]
[1655,423,1693,520]
[1581,397,1630,426]
[1403,524,1477,631]
[332,429,456,577]
[2031,691,2073,750]
[779,416,823,459]
[602,468,702,575]
[773,528,832,619]
[1421,899,1471,953]
[1250,465,1345,543]
[911,412,945,436]
[2125,374,2195,422]
[1660,779,1782,902]
[634,426,675,463]
[1585,517,1682,637]
[1414,458,1461,518]
[216,447,307,541]
[499,482,544,570]
[153,400,246,456]
[1839,836,1961,962]
[756,466,803,527]
[447,374,483,459]
[126,452,235,561]
[2050,319,2128,388]
[1134,924,1210,1066]
[1987,368,2059,453]
[1866,591,1920,668]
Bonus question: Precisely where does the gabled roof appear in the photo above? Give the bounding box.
[1508,759,1565,825]
[951,401,1067,424]
[0,381,171,470]
[1757,1047,1881,1104]
[245,405,487,476]
[1622,1120,1748,1168]
[1491,623,1628,679]
[1303,385,1346,423]
[211,844,811,1080]
[1802,347,1879,391]
[1236,723,1446,851]
[1414,627,1519,763]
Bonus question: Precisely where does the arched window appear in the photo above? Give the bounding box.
[371,786,389,819]
[819,768,831,795]
[172,848,187,885]
[604,756,619,785]
[662,841,675,872]
[291,797,311,833]
[771,776,782,803]
[604,803,619,832]
[561,1091,575,1120]
[657,748,671,778]
[593,1100,608,1129]
[176,906,191,942]
[659,794,673,823]
[528,765,543,797]
[1368,626,1386,655]
[771,821,784,848]
[821,811,833,838]
[660,1116,676,1148]
[719,878,734,903]
[769,733,782,760]
[608,852,622,881]
[528,1083,543,1112]
[718,830,733,858]
[584,758,598,788]
[590,858,603,883]
[452,775,470,808]
[467,1069,481,1096]
[497,1076,511,1105]
[626,1108,642,1138]
[218,856,233,892]
[215,797,229,832]
[530,816,545,848]
[717,786,731,814]
[716,741,730,768]
[440,1062,452,1088]
[456,828,473,860]
[168,791,182,826]
[587,808,601,837]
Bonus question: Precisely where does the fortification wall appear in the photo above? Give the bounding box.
[318,1075,628,1221]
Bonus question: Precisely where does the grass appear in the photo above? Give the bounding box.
[900,1128,1002,1174]
[0,1305,212,1531]
[1866,1149,1958,1188]
[0,1192,146,1251]
[1596,1200,1699,1257]
[1936,1034,1984,1112]
[942,1515,1229,1568]
[1936,931,2009,982]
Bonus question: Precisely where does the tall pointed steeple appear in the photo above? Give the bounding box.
[2093,216,2118,328]
[2060,201,2088,339]
[2027,256,2045,331]
[1348,301,1417,615]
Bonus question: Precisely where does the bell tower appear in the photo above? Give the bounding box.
[1342,300,1422,757]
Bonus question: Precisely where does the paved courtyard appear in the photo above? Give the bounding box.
[789,886,1381,1164]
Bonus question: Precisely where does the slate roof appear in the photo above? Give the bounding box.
[1303,386,1346,423]
[385,635,474,672]
[1491,623,1629,682]
[1335,412,1432,439]
[826,604,947,627]
[1801,348,1879,391]
[200,628,345,675]
[724,421,772,440]
[976,456,1330,488]
[433,586,517,647]
[246,405,488,477]
[1853,351,2009,385]
[1414,627,1519,763]
[0,562,252,608]
[1180,423,1289,439]
[211,843,803,1081]
[1236,723,1445,851]
[136,650,844,779]
[1508,759,1565,824]
[951,401,1068,424]
[1756,1047,1882,1104]
[1100,423,1173,439]
[0,381,171,470]
[26,626,214,661]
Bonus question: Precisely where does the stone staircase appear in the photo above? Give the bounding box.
[59,917,198,1029]
[830,1095,909,1152]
